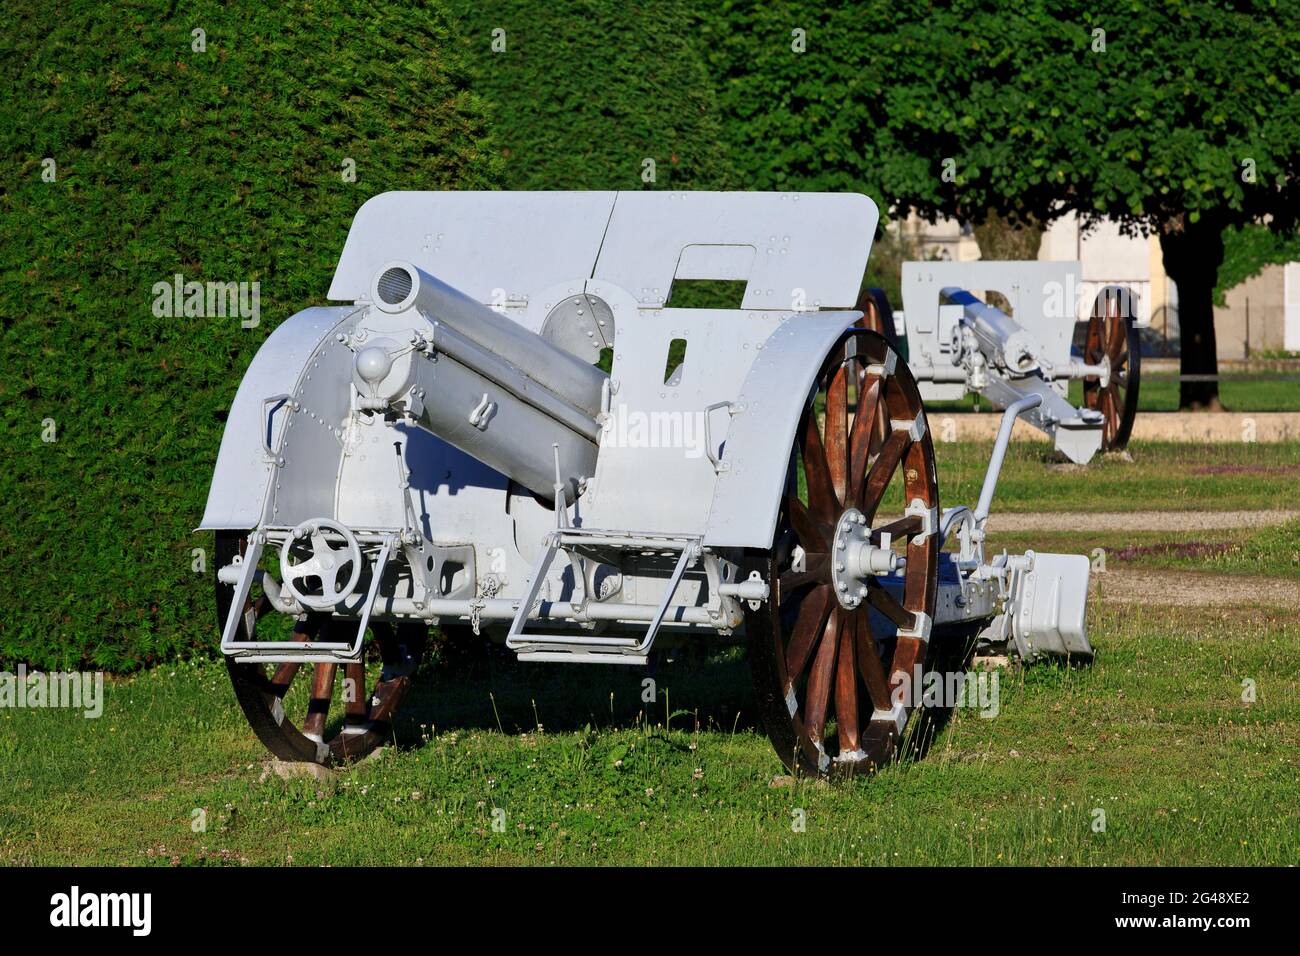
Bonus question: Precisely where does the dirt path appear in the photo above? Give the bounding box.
[988,509,1300,532]
[1092,569,1299,607]
[942,411,1300,443]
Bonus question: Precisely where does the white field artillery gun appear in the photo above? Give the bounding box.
[203,192,1093,777]
[855,261,1143,463]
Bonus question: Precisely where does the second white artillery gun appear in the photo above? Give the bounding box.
[858,261,1143,463]
[203,192,1093,778]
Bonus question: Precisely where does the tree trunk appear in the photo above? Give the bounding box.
[973,209,1044,261]
[1159,215,1225,410]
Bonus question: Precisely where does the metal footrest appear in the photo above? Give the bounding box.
[515,650,649,666]
[506,528,700,663]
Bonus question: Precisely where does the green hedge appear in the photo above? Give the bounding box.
[443,0,735,190]
[0,1,500,670]
[0,0,739,671]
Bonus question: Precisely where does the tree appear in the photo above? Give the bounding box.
[696,0,1300,408]
[973,211,1044,262]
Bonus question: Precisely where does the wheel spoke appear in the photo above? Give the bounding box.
[344,662,369,725]
[367,674,408,724]
[833,614,861,755]
[784,584,833,683]
[1107,320,1126,362]
[1104,386,1119,439]
[866,580,915,630]
[787,496,829,554]
[269,617,322,693]
[854,613,892,712]
[849,375,883,504]
[269,661,302,692]
[302,662,337,738]
[872,514,922,540]
[778,552,829,595]
[1085,315,1105,366]
[825,361,849,502]
[802,404,840,521]
[889,636,926,696]
[860,430,910,517]
[803,609,840,744]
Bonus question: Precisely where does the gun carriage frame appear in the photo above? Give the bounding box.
[856,260,1143,462]
[205,192,1092,776]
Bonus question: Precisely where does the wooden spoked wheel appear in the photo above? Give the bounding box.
[215,531,426,765]
[854,286,904,355]
[1082,286,1141,451]
[746,330,939,778]
[853,287,900,455]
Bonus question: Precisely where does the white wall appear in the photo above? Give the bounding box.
[1286,263,1300,352]
[1039,212,1149,281]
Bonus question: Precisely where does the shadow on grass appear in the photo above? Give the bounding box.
[378,628,992,774]
[388,638,762,748]
[900,628,980,763]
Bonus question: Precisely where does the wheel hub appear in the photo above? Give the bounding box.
[830,508,902,610]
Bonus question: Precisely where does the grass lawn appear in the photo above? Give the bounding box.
[1121,375,1300,412]
[931,375,1300,412]
[987,523,1300,579]
[933,441,1300,514]
[4,441,1296,866]
[2,600,1295,866]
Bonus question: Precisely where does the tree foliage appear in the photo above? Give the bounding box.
[697,0,1300,405]
[1217,224,1300,305]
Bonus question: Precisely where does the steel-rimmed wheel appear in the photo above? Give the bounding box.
[1083,285,1141,451]
[745,329,939,778]
[215,531,426,765]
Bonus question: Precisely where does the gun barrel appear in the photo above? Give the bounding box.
[354,262,608,502]
[372,261,607,418]
[941,286,1040,375]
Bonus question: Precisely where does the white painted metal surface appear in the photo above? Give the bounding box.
[592,191,876,310]
[701,312,862,548]
[328,191,617,305]
[901,260,1083,396]
[199,306,357,530]
[207,190,1092,668]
